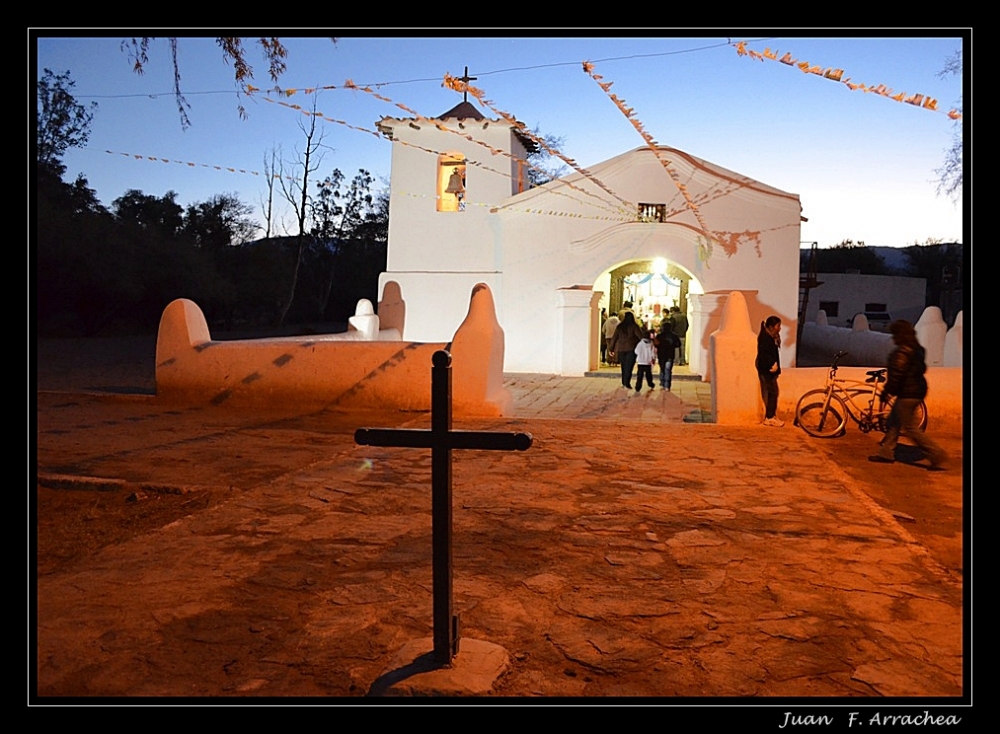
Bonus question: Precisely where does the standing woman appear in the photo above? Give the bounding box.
[756,316,783,427]
[610,311,645,389]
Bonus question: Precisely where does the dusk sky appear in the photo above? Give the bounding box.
[35,33,965,249]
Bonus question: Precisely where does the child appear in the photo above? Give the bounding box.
[634,332,657,392]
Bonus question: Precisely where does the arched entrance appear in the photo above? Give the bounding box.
[593,257,704,365]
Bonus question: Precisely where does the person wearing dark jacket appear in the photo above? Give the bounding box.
[670,306,689,365]
[755,316,783,426]
[869,320,947,468]
[655,322,680,390]
[609,311,645,389]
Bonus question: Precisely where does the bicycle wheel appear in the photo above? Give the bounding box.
[879,397,929,431]
[796,390,848,438]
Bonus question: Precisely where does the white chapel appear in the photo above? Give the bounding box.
[376,101,802,376]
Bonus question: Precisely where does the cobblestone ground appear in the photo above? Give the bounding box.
[35,337,965,700]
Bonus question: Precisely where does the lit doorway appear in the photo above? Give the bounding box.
[595,257,697,331]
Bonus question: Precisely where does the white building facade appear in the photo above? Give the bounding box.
[377,102,802,376]
[803,272,927,328]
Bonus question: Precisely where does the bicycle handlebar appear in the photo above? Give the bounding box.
[828,350,849,377]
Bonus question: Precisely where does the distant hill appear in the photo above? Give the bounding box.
[799,243,961,275]
[870,246,908,273]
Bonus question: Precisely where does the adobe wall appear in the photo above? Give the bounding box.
[712,292,964,427]
[155,284,510,416]
[777,367,964,429]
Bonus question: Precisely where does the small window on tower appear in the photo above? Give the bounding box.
[638,203,666,222]
[438,154,466,212]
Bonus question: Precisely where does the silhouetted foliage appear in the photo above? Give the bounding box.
[37,180,136,336]
[37,179,265,335]
[113,189,184,237]
[526,126,569,187]
[34,71,383,337]
[273,169,388,325]
[37,68,97,179]
[936,50,962,203]
[305,168,377,319]
[902,241,963,321]
[182,193,258,250]
[804,239,888,275]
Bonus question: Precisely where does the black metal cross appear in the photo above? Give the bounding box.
[457,65,477,103]
[354,350,532,666]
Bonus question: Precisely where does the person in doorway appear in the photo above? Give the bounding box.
[756,315,783,427]
[603,312,620,366]
[599,308,608,364]
[635,331,657,392]
[655,321,680,390]
[618,300,637,323]
[670,306,689,366]
[869,320,947,469]
[609,311,644,389]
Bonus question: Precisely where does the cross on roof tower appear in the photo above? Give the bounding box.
[457,65,477,103]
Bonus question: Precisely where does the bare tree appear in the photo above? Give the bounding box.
[276,98,327,325]
[259,147,278,239]
[936,49,963,203]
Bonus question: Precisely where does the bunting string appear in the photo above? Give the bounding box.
[732,41,961,120]
[582,60,728,259]
[396,190,634,223]
[256,82,631,220]
[442,72,635,214]
[370,75,631,218]
[106,68,801,262]
[104,149,287,181]
[259,94,385,140]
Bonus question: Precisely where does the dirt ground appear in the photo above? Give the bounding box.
[33,336,966,700]
[34,335,964,583]
[36,430,964,583]
[35,335,193,575]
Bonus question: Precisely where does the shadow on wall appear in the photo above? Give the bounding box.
[379,280,405,336]
[155,282,510,416]
[696,289,796,370]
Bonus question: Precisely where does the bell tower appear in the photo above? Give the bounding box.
[376,100,533,341]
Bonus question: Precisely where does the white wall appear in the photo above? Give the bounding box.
[381,116,526,275]
[495,148,802,374]
[380,130,802,376]
[804,273,927,326]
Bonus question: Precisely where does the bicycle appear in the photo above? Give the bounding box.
[795,351,928,438]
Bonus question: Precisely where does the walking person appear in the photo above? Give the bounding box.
[603,312,620,366]
[655,321,680,390]
[609,311,644,389]
[635,331,657,392]
[869,320,948,469]
[756,315,783,427]
[670,306,689,366]
[599,308,608,364]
